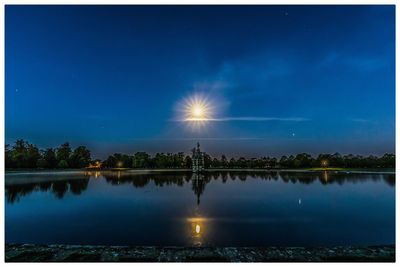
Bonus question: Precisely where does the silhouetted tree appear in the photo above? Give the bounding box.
[56,142,72,163]
[220,155,228,168]
[103,153,132,168]
[132,152,150,168]
[3,139,396,170]
[57,159,69,168]
[41,148,58,168]
[5,144,13,168]
[229,157,236,168]
[25,144,40,168]
[70,146,91,168]
[11,139,28,168]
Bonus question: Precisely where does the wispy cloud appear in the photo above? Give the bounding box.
[130,137,264,141]
[319,52,388,72]
[205,117,309,122]
[174,117,309,122]
[129,136,314,142]
[188,53,294,98]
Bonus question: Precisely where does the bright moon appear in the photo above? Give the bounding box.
[192,105,205,118]
[183,94,213,122]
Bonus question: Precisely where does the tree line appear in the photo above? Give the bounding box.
[6,171,395,203]
[5,140,91,169]
[104,151,395,169]
[5,139,395,169]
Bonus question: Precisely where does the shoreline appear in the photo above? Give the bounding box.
[5,243,395,262]
[5,168,394,186]
[5,168,395,175]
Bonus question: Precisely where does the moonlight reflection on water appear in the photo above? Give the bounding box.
[5,170,395,247]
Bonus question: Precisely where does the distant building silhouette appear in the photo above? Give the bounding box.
[191,142,205,173]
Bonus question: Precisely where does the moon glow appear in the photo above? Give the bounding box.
[183,94,214,122]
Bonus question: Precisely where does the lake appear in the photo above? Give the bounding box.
[5,170,395,247]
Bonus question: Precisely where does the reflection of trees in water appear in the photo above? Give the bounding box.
[69,179,89,195]
[6,178,89,203]
[276,171,395,187]
[383,174,395,186]
[102,172,191,188]
[6,183,37,203]
[6,171,394,204]
[52,181,69,199]
[221,172,229,183]
[100,171,395,206]
[103,172,211,205]
[38,182,52,191]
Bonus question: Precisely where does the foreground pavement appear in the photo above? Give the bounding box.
[5,243,395,262]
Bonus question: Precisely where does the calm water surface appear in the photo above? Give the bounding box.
[5,170,395,247]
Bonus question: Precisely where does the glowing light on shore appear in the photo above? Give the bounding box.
[321,160,329,168]
[195,224,201,234]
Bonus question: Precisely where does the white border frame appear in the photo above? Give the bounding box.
[0,1,397,266]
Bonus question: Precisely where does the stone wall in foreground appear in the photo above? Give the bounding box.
[5,243,395,262]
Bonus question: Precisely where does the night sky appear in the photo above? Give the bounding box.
[5,5,395,159]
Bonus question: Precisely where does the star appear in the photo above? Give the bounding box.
[15,89,18,93]
[285,12,289,16]
[292,133,296,136]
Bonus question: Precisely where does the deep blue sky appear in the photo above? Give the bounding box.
[6,5,395,159]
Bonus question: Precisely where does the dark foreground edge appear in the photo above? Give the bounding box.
[5,243,395,262]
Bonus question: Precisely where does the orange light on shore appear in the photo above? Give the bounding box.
[86,161,102,169]
[321,160,329,168]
